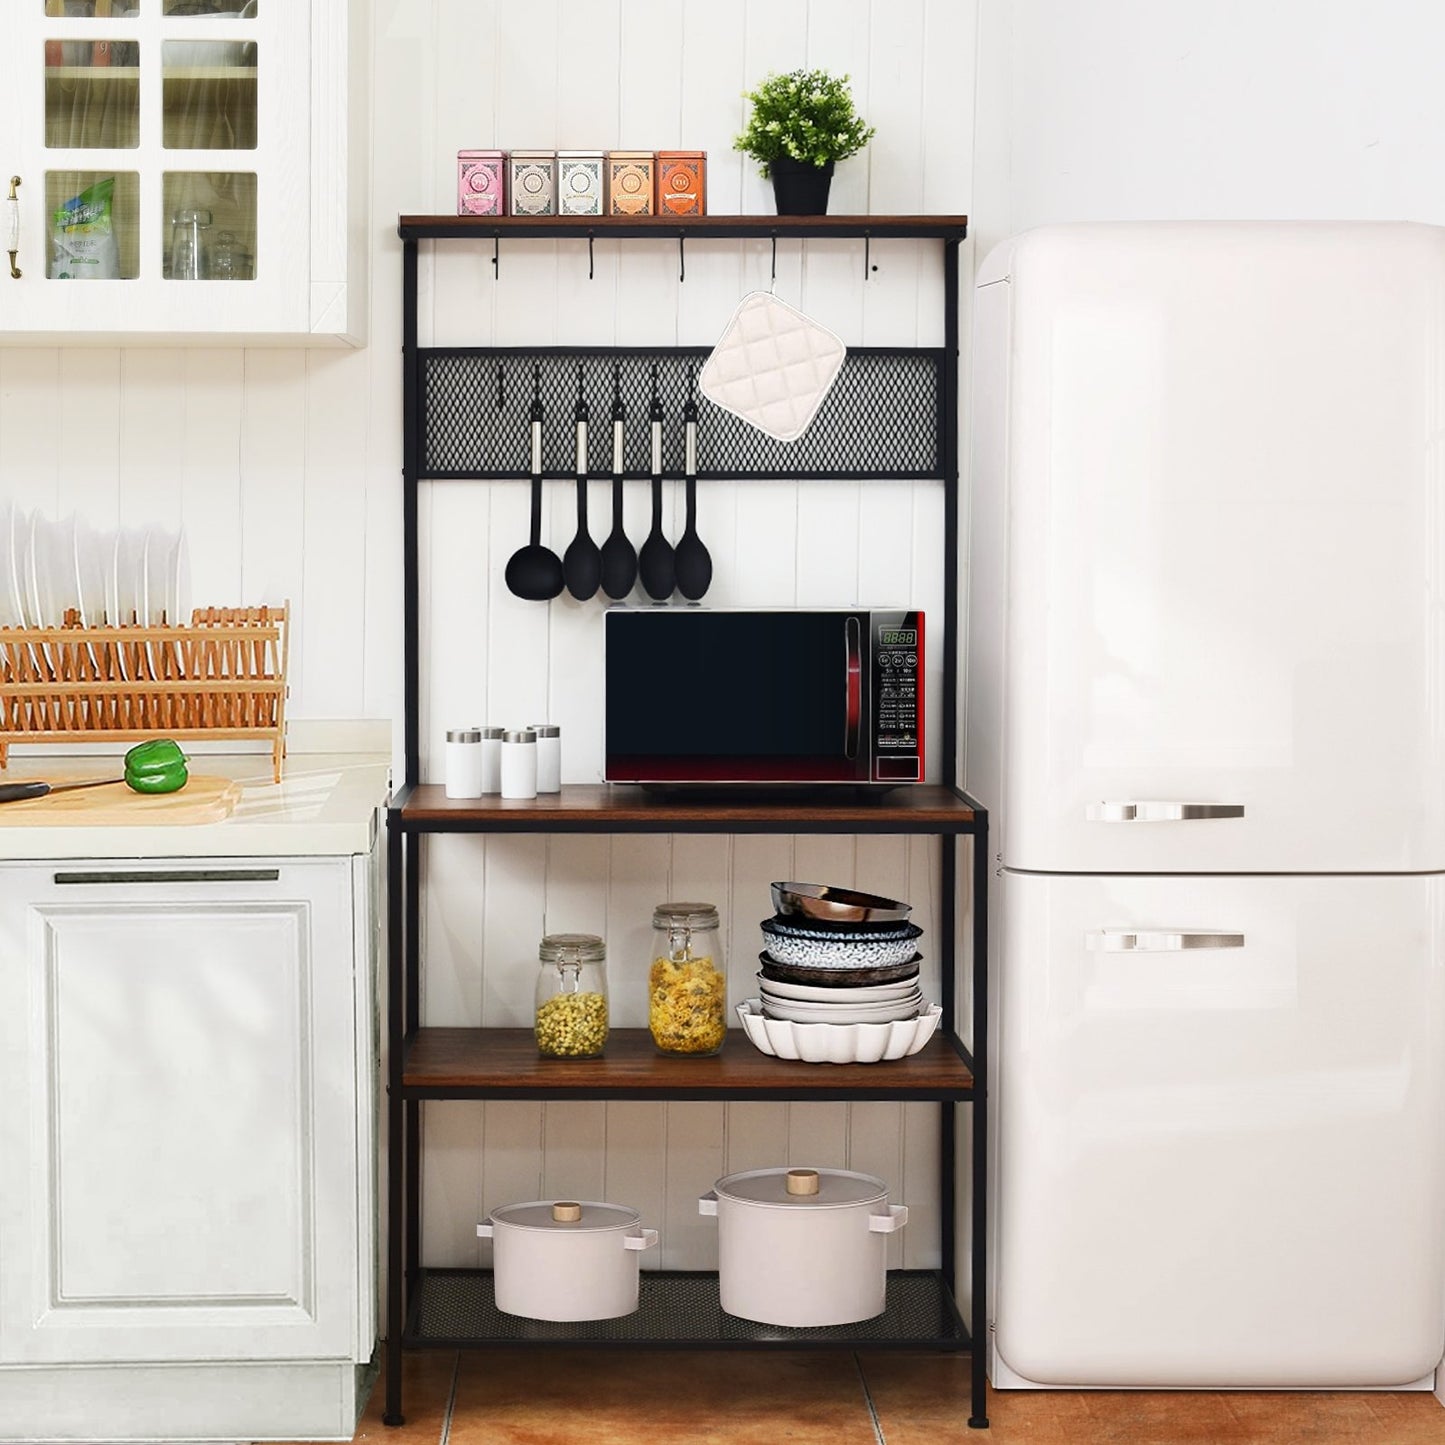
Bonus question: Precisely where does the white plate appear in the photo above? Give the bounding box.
[760,994,924,1026]
[169,527,190,626]
[755,971,921,1004]
[110,527,146,627]
[736,1001,943,1064]
[0,503,21,628]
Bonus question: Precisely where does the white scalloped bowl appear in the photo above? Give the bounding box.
[736,1001,942,1064]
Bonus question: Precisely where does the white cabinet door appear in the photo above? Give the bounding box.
[0,858,362,1365]
[0,1,362,342]
[994,869,1445,1388]
[980,222,1445,874]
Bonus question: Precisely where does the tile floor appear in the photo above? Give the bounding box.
[327,1349,1445,1445]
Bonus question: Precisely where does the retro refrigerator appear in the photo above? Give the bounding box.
[964,221,1445,1388]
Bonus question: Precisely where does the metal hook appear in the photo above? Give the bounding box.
[769,231,777,292]
[588,231,595,281]
[491,235,499,279]
[679,234,686,284]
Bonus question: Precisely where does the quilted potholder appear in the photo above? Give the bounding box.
[697,290,847,443]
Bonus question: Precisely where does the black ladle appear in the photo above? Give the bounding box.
[504,369,564,601]
[673,369,712,601]
[637,366,675,600]
[599,368,637,599]
[562,367,601,600]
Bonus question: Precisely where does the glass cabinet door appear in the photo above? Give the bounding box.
[1,0,309,333]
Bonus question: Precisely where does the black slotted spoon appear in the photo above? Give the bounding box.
[599,365,637,599]
[561,364,601,600]
[637,363,675,600]
[672,367,712,601]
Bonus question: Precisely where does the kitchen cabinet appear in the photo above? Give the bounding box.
[386,216,986,1430]
[0,0,365,344]
[0,850,379,1441]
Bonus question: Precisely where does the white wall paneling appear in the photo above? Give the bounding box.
[1,0,977,1276]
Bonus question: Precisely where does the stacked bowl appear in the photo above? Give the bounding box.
[756,882,925,1025]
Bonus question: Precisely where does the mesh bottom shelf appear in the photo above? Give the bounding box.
[403,1268,968,1349]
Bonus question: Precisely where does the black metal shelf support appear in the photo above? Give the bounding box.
[386,220,988,1431]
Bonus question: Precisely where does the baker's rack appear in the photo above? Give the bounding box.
[0,604,289,781]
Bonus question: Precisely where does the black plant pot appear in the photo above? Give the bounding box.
[770,157,835,216]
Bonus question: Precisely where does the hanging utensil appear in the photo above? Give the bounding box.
[562,365,602,601]
[599,366,638,599]
[504,367,565,601]
[637,364,675,601]
[672,367,712,601]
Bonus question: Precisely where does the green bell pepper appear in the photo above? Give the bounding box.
[124,738,189,795]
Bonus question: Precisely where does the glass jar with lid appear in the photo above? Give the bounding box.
[534,933,608,1058]
[649,902,726,1056]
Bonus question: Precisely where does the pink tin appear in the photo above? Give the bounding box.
[458,150,506,217]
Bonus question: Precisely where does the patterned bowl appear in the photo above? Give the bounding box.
[760,917,922,968]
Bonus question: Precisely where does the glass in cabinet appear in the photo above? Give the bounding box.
[1,0,363,341]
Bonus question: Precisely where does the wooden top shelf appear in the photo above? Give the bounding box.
[403,1027,974,1100]
[393,782,980,835]
[398,214,968,242]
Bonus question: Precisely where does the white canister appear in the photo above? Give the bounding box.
[500,728,537,799]
[477,1200,658,1321]
[444,728,484,799]
[529,723,561,793]
[479,726,504,794]
[699,1166,907,1326]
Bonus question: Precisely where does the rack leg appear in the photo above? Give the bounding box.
[383,814,406,1427]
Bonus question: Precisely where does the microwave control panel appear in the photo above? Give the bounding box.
[871,610,923,782]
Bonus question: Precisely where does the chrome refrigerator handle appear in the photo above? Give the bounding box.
[1088,930,1245,952]
[1086,801,1245,822]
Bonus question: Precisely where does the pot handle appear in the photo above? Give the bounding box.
[624,1228,660,1252]
[698,1190,718,1217]
[476,1222,494,1239]
[868,1205,909,1234]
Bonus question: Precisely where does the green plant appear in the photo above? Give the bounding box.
[733,68,876,178]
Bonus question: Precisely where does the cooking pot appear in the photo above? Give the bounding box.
[477,1199,658,1321]
[699,1166,907,1326]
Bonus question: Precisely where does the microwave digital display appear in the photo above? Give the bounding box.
[879,628,917,647]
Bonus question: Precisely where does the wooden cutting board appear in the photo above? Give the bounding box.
[0,775,243,826]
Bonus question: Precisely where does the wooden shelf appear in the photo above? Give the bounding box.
[393,782,979,835]
[402,1027,974,1100]
[404,1268,969,1349]
[399,213,967,242]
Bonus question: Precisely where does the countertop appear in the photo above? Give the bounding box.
[0,723,390,859]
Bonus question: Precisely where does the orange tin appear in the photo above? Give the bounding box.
[656,151,706,216]
[606,151,656,217]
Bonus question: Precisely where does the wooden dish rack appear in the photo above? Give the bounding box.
[0,606,289,782]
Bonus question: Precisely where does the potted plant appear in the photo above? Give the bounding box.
[733,68,876,216]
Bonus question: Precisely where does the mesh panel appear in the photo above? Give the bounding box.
[406,1269,967,1346]
[420,349,944,480]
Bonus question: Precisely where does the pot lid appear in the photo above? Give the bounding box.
[712,1167,888,1210]
[489,1199,642,1232]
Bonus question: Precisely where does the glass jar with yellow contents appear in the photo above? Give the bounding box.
[535,933,609,1058]
[649,902,726,1056]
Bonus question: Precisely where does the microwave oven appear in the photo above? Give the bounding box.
[604,608,924,787]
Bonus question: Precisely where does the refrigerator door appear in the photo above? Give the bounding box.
[970,222,1445,873]
[994,870,1445,1388]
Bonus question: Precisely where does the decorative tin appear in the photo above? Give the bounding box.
[606,151,656,217]
[457,150,507,217]
[557,150,605,217]
[509,150,558,217]
[656,151,706,216]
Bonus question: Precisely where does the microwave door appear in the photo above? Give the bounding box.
[604,610,871,784]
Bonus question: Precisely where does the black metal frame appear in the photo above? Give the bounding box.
[385,218,988,1431]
